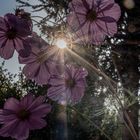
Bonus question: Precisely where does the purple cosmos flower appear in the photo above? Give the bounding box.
[67,0,121,45]
[0,13,32,59]
[0,94,51,140]
[47,65,88,105]
[18,32,47,58]
[19,36,61,85]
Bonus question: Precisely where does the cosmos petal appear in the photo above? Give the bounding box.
[98,3,121,21]
[67,12,87,32]
[69,1,87,14]
[18,52,36,64]
[96,19,117,36]
[28,117,47,130]
[23,62,40,79]
[11,121,29,140]
[0,37,7,48]
[0,40,15,59]
[0,119,20,138]
[4,98,20,112]
[14,38,24,51]
[34,63,50,85]
[47,86,65,102]
[20,94,35,108]
[49,76,65,86]
[28,96,45,111]
[31,104,52,117]
[4,13,17,27]
[71,87,85,103]
[0,17,8,31]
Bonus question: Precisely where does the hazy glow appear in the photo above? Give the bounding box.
[123,0,135,9]
[56,39,67,49]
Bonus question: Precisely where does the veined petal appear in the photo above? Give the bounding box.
[96,19,117,36]
[98,3,121,21]
[31,104,51,117]
[98,0,115,10]
[69,2,87,14]
[4,13,17,27]
[67,12,86,32]
[11,121,29,140]
[20,94,35,109]
[0,37,7,48]
[0,17,8,31]
[0,119,19,137]
[47,86,65,102]
[14,38,24,51]
[28,117,46,130]
[23,62,40,79]
[34,63,50,85]
[28,96,45,111]
[49,76,65,86]
[18,52,36,64]
[71,86,85,103]
[0,40,15,59]
[90,22,105,45]
[4,98,20,112]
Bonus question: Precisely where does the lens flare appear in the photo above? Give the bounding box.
[56,39,67,49]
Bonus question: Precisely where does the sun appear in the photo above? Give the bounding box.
[55,39,68,49]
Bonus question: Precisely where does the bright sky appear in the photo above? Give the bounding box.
[0,0,43,75]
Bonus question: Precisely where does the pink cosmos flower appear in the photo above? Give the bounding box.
[67,0,121,45]
[0,94,51,140]
[47,65,88,105]
[0,13,32,59]
[19,36,61,85]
